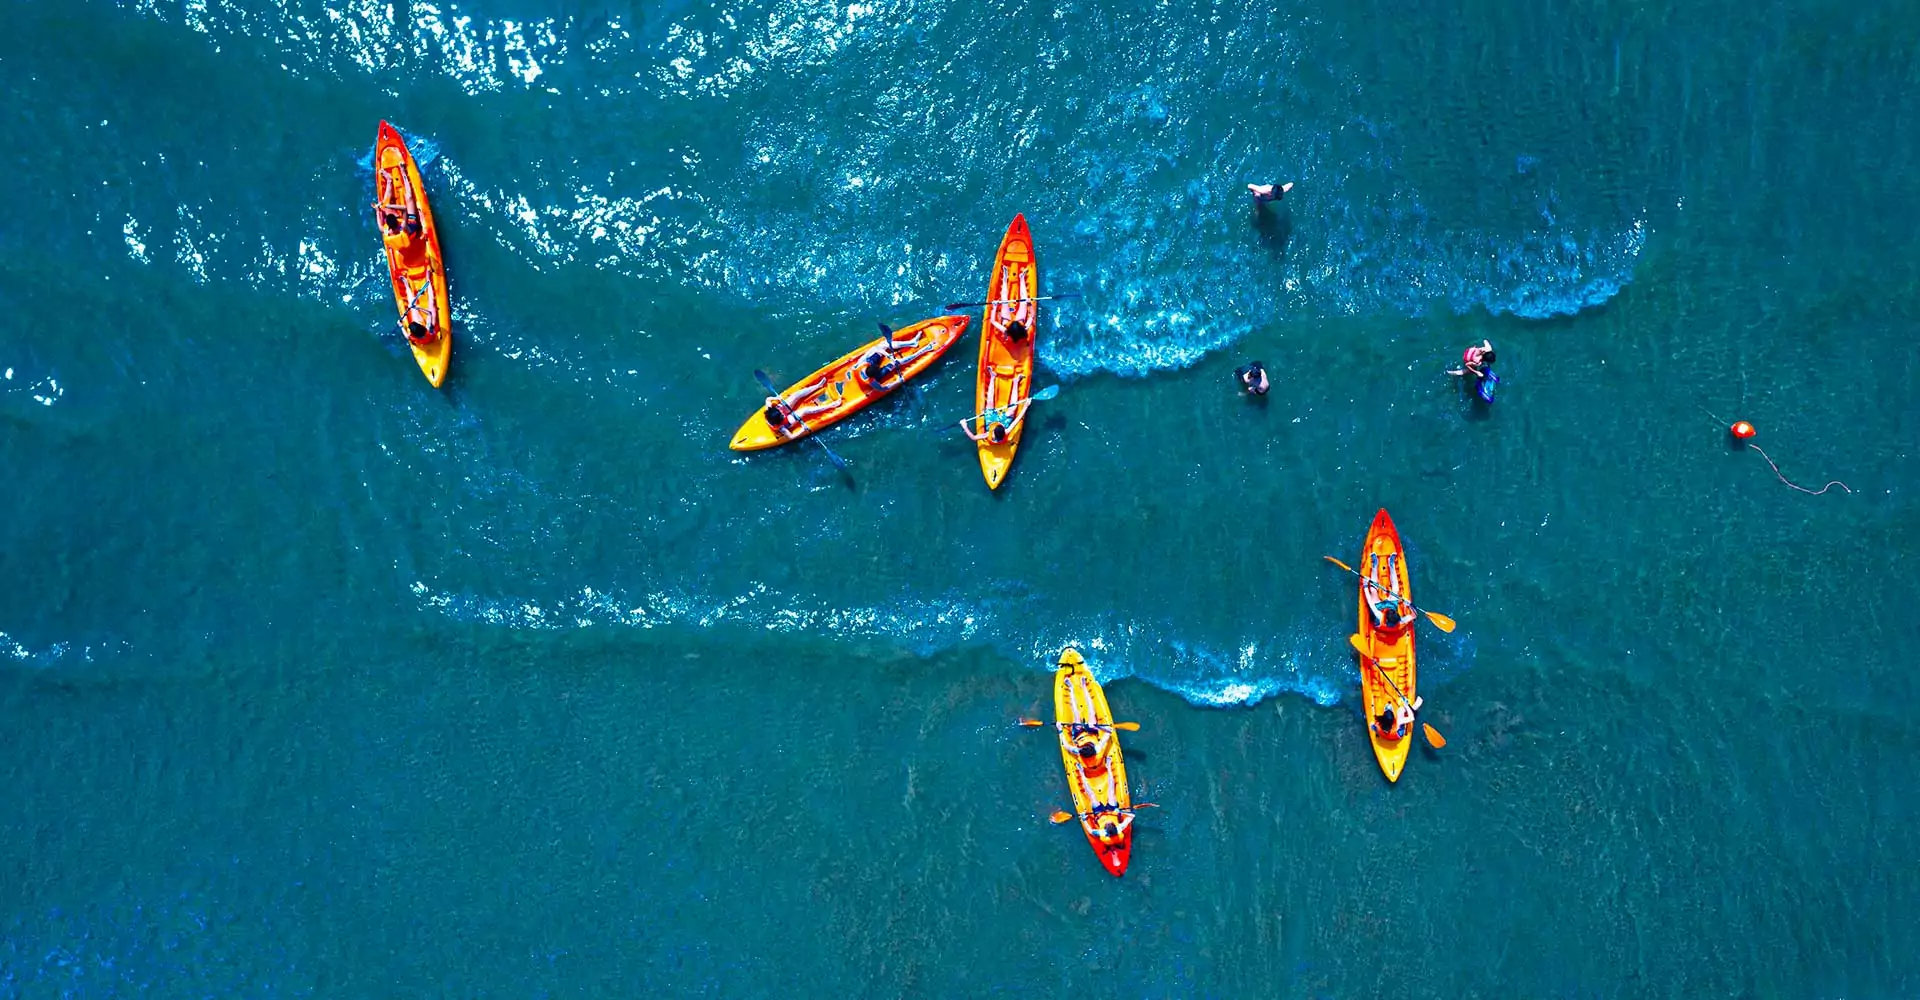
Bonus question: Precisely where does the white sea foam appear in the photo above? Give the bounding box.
[408,579,1357,708]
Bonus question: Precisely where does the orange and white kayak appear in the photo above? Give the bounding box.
[975,214,1037,489]
[1353,508,1419,782]
[372,121,451,387]
[729,316,968,451]
[1053,648,1134,876]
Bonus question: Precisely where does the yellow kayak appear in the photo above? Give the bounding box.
[1052,648,1134,876]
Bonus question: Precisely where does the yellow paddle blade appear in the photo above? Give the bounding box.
[1018,718,1047,727]
[1113,722,1141,731]
[1049,810,1075,824]
[1423,724,1447,748]
[1323,555,1357,575]
[1347,634,1371,658]
[1424,610,1458,633]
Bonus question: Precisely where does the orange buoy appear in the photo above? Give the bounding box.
[1730,420,1756,440]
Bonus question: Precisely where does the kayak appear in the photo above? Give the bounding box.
[975,214,1036,489]
[729,316,968,451]
[1052,648,1134,876]
[373,121,451,387]
[1353,508,1419,782]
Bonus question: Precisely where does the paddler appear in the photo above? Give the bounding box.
[1364,556,1416,629]
[761,376,833,432]
[403,279,441,345]
[1002,319,1029,344]
[961,374,1032,445]
[1087,804,1133,839]
[1372,697,1422,740]
[857,336,940,389]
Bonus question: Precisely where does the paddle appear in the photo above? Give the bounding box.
[1347,633,1446,749]
[1049,803,1158,824]
[959,385,1059,430]
[1017,717,1140,731]
[752,369,852,473]
[942,293,1081,310]
[1322,555,1457,633]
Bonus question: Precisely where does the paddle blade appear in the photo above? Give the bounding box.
[1323,555,1357,576]
[752,369,780,395]
[1030,385,1061,402]
[1423,724,1447,749]
[1347,634,1371,659]
[1424,610,1458,633]
[1113,721,1140,731]
[942,300,974,311]
[1049,811,1075,824]
[1018,718,1047,727]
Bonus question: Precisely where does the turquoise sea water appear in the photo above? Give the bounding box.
[4,0,1919,995]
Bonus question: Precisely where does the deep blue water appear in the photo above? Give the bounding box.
[3,0,1918,995]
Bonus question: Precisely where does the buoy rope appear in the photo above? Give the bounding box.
[1747,444,1852,496]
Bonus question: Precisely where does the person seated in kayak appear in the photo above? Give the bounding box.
[857,338,939,389]
[1448,340,1495,379]
[961,375,1032,443]
[1236,360,1270,396]
[1364,557,1416,628]
[400,279,441,345]
[375,165,420,224]
[382,212,430,270]
[1087,804,1133,840]
[1373,697,1423,740]
[762,377,834,431]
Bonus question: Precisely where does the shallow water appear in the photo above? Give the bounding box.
[3,0,1918,995]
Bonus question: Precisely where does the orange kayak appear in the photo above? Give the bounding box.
[729,316,968,451]
[975,214,1037,489]
[1353,508,1419,782]
[373,121,451,387]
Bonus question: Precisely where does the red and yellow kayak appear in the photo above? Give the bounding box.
[1353,508,1419,782]
[729,316,968,451]
[1053,648,1134,877]
[975,214,1037,489]
[373,121,451,387]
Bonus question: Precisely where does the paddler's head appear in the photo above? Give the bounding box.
[407,320,430,341]
[1005,320,1028,342]
[1076,741,1098,758]
[383,212,402,234]
[763,399,788,426]
[1376,707,1396,732]
[989,424,1008,444]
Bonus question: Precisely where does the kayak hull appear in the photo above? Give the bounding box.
[1355,508,1418,782]
[1052,649,1134,876]
[374,121,451,388]
[729,316,968,451]
[976,214,1036,489]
